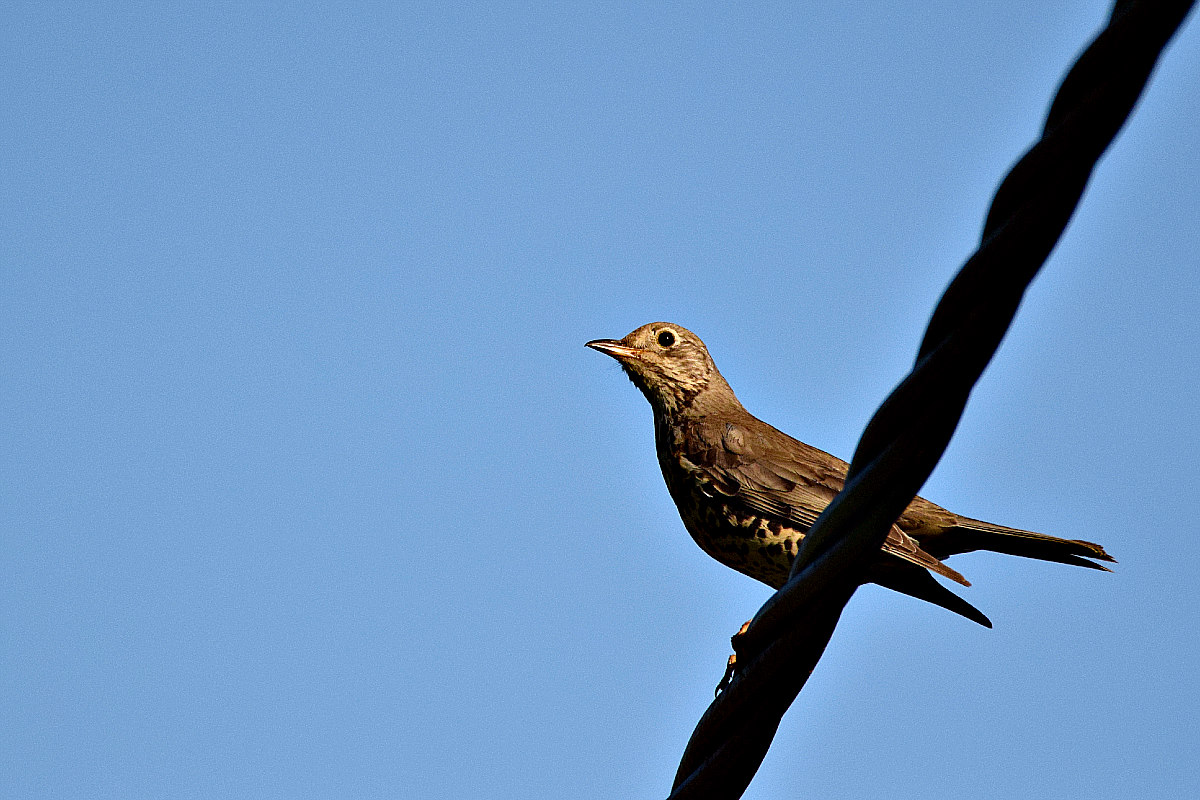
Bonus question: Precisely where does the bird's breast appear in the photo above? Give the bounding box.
[654,437,803,590]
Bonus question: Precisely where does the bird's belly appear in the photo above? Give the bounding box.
[671,482,802,590]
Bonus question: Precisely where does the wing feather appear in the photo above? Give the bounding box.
[692,421,969,585]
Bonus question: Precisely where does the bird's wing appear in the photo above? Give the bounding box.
[690,421,969,586]
[703,420,846,523]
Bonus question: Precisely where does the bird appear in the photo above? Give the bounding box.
[586,322,1114,630]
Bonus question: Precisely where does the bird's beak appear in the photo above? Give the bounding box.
[586,338,641,361]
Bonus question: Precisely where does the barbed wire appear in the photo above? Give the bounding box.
[667,2,1195,798]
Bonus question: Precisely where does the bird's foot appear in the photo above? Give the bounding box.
[715,654,738,696]
[714,619,753,696]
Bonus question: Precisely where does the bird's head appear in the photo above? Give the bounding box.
[586,322,737,415]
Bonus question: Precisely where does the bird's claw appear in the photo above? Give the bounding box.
[715,653,739,696]
[715,619,754,696]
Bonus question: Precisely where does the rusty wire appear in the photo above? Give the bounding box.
[667,2,1195,798]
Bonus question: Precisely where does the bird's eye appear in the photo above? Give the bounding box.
[657,330,676,348]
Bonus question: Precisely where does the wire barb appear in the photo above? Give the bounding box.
[667,3,1195,798]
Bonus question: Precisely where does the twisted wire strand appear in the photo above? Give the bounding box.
[668,3,1194,797]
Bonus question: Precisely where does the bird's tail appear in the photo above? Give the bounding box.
[933,519,1116,571]
[872,565,993,628]
[869,521,1112,628]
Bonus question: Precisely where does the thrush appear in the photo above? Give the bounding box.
[587,322,1114,630]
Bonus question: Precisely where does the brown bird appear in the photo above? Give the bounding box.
[587,322,1114,628]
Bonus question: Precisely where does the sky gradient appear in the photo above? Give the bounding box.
[4,3,1199,798]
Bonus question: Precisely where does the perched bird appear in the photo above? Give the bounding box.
[587,322,1113,628]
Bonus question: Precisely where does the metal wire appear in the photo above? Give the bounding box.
[667,3,1195,797]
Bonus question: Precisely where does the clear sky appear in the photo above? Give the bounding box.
[3,3,1199,799]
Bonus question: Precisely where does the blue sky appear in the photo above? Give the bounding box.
[3,3,1198,798]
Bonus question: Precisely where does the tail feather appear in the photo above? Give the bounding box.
[873,566,993,628]
[1047,553,1114,572]
[869,519,1111,627]
[927,519,1115,567]
[889,542,971,587]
